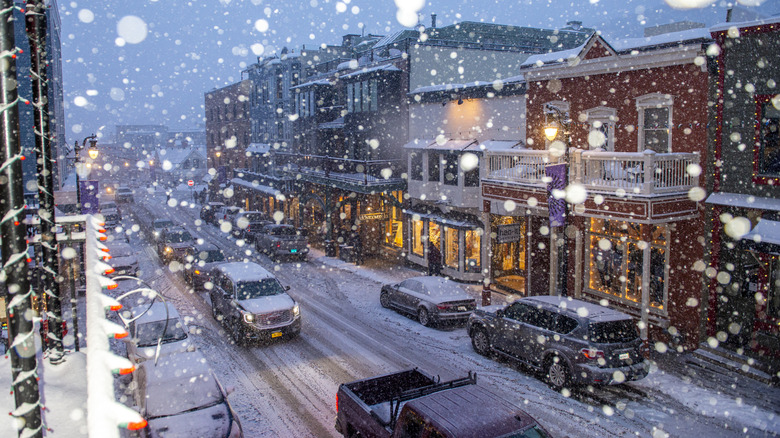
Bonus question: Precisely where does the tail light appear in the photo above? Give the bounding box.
[276,242,281,248]
[336,393,339,413]
[581,348,605,360]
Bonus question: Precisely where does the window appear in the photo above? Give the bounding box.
[465,229,481,273]
[766,257,780,320]
[410,152,423,180]
[428,152,440,182]
[504,302,531,321]
[463,153,480,187]
[444,227,458,269]
[275,72,283,99]
[411,218,424,256]
[756,95,780,177]
[584,106,616,151]
[347,84,354,113]
[587,218,668,312]
[347,79,378,113]
[443,153,459,186]
[636,93,673,153]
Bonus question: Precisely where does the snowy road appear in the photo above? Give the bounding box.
[109,190,780,438]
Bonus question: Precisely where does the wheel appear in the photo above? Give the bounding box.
[379,291,391,308]
[418,307,432,327]
[546,356,571,390]
[471,327,492,356]
[230,319,245,346]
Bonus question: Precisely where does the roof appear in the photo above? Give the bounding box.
[407,276,467,297]
[340,64,401,80]
[215,261,274,282]
[290,78,333,90]
[705,192,780,213]
[521,296,629,322]
[404,384,538,438]
[743,219,780,246]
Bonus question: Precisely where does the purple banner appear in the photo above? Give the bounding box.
[545,164,566,227]
[79,180,99,214]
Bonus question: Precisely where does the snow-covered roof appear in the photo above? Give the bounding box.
[407,276,469,298]
[230,178,283,197]
[522,44,585,67]
[133,301,182,325]
[610,27,712,52]
[403,139,436,150]
[743,219,780,246]
[216,261,275,282]
[246,143,271,154]
[158,148,205,168]
[340,64,400,79]
[705,192,780,213]
[711,15,780,33]
[290,78,332,90]
[410,76,525,95]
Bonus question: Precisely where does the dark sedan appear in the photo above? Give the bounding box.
[183,243,227,290]
[380,276,476,327]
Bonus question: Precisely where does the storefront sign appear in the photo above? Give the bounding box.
[496,223,522,243]
[359,212,388,221]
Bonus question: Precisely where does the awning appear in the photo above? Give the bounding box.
[741,219,780,255]
[246,143,271,154]
[402,139,436,150]
[465,140,525,152]
[427,139,477,151]
[403,207,483,229]
[706,192,780,213]
[230,178,283,197]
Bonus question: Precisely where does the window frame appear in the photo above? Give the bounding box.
[636,93,673,153]
[753,94,780,184]
[410,152,423,181]
[584,106,616,151]
[427,152,440,182]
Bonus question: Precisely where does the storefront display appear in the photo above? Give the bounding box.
[490,216,527,293]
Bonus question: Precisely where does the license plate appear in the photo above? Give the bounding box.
[619,353,630,360]
[271,331,283,338]
[457,306,467,312]
[290,249,298,253]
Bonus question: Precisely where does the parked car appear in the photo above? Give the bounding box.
[231,211,268,240]
[200,201,225,224]
[216,206,242,227]
[254,224,308,259]
[209,261,301,345]
[380,276,477,327]
[183,242,227,290]
[115,186,134,203]
[467,295,648,389]
[133,351,243,438]
[156,227,196,264]
[335,368,550,438]
[107,241,139,277]
[151,218,175,241]
[100,200,120,214]
[122,301,194,363]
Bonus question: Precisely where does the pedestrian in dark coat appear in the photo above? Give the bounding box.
[351,232,363,265]
[428,243,442,276]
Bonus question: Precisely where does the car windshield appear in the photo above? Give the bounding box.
[134,320,188,347]
[101,202,117,210]
[198,249,225,263]
[236,279,285,300]
[242,213,265,222]
[154,220,174,229]
[588,319,639,344]
[166,231,193,243]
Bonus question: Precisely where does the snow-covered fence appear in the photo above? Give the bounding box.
[84,216,147,437]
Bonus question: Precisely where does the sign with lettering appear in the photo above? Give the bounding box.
[358,212,389,221]
[496,223,522,243]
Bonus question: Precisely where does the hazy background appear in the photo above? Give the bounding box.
[58,0,780,142]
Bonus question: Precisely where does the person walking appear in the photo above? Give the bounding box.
[351,232,363,265]
[427,242,442,276]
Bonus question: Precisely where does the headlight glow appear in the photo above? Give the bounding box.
[243,312,254,323]
[292,303,300,317]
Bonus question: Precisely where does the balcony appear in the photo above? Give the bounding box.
[275,153,406,192]
[485,148,700,196]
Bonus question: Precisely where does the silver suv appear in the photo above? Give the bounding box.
[467,296,648,389]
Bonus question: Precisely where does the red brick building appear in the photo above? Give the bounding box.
[204,80,252,186]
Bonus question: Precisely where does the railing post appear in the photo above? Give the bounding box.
[571,148,583,184]
[642,149,656,194]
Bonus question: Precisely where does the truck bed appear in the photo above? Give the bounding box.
[343,368,435,407]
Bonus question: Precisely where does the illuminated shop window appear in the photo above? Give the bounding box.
[384,191,404,248]
[444,227,459,269]
[411,219,424,257]
[587,218,668,311]
[465,229,481,273]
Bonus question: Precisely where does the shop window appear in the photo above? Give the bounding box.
[463,154,480,187]
[587,219,668,312]
[410,152,423,181]
[411,219,424,257]
[756,95,780,177]
[444,227,459,269]
[443,153,459,186]
[465,229,481,273]
[766,257,780,320]
[428,152,440,182]
[636,93,673,153]
[384,192,404,249]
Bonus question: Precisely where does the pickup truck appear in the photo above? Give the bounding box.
[254,224,308,260]
[335,368,550,438]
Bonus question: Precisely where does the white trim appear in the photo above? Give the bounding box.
[584,106,617,151]
[636,93,673,153]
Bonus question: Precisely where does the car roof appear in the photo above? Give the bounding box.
[215,261,275,282]
[404,384,539,438]
[519,296,631,322]
[192,242,220,252]
[404,276,466,296]
[132,301,182,324]
[153,218,174,225]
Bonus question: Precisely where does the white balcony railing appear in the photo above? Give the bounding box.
[485,148,700,196]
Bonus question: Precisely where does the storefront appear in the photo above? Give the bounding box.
[406,207,484,282]
[490,215,527,293]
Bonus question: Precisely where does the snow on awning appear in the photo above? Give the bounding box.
[246,143,271,154]
[427,139,477,151]
[340,64,400,80]
[465,140,525,152]
[230,178,282,197]
[705,192,780,213]
[402,139,436,150]
[403,207,482,229]
[741,219,780,255]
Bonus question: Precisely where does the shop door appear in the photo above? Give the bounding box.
[752,254,780,356]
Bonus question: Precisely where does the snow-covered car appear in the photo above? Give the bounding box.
[183,242,227,290]
[107,241,139,277]
[209,261,300,345]
[156,227,195,264]
[100,209,121,229]
[123,301,195,363]
[379,276,477,327]
[133,351,243,438]
[151,218,175,241]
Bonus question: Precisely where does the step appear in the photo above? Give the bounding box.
[689,344,777,385]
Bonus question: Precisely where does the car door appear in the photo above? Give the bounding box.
[220,277,237,319]
[520,308,557,366]
[396,279,420,312]
[210,272,227,315]
[491,302,532,357]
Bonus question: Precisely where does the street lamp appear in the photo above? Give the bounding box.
[74,134,98,212]
[543,104,571,296]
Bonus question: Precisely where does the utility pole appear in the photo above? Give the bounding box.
[26,0,64,363]
[0,0,43,435]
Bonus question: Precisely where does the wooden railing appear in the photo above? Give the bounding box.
[485,148,700,195]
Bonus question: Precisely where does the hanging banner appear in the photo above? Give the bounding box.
[545,164,566,227]
[79,180,99,214]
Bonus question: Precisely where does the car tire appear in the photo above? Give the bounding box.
[418,307,432,327]
[471,327,492,356]
[230,319,245,346]
[379,291,391,308]
[546,356,571,391]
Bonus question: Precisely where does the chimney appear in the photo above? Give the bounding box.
[431,13,437,29]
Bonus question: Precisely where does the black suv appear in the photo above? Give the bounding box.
[467,296,648,389]
[156,227,196,264]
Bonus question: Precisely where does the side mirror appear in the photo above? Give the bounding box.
[285,285,291,291]
[496,309,504,318]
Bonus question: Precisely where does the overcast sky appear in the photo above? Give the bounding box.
[58,0,780,143]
